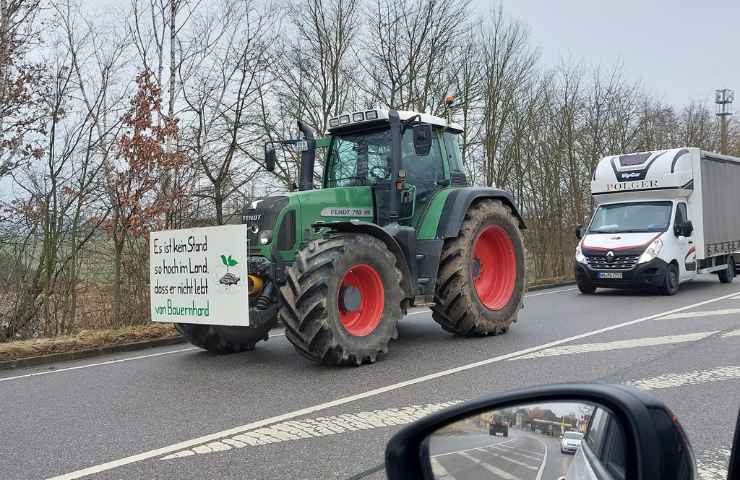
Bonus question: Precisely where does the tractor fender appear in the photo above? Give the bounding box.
[436,187,526,239]
[317,220,414,299]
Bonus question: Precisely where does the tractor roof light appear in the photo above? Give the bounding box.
[329,117,339,127]
[339,114,350,125]
[365,110,378,120]
[352,112,364,122]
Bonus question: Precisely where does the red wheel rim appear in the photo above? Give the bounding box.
[338,264,385,336]
[472,226,516,310]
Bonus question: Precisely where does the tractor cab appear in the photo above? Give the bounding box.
[323,109,467,229]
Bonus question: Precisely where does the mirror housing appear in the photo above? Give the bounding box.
[385,383,695,480]
[412,124,433,156]
[575,225,584,240]
[264,144,276,172]
[674,221,693,237]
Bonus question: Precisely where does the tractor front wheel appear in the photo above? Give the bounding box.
[432,199,525,336]
[175,321,274,354]
[279,234,403,366]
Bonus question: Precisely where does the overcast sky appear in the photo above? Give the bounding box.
[482,0,739,108]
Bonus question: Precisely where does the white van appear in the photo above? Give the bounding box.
[575,147,740,294]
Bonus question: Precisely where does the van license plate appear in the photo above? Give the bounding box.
[598,272,623,279]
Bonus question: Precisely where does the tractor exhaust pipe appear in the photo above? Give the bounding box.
[297,121,315,191]
[388,110,402,222]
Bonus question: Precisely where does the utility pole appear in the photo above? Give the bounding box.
[715,89,734,154]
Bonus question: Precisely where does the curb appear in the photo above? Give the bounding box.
[0,281,577,371]
[0,335,186,371]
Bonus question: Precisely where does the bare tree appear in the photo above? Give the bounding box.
[0,0,46,177]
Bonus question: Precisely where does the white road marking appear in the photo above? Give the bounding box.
[696,448,731,480]
[459,451,522,480]
[476,449,538,470]
[657,308,740,320]
[493,443,543,460]
[405,287,577,316]
[432,438,517,458]
[160,401,462,460]
[512,331,718,360]
[627,365,740,391]
[526,287,578,297]
[531,435,548,480]
[430,457,456,480]
[0,330,286,384]
[0,347,199,383]
[722,328,740,337]
[46,289,740,480]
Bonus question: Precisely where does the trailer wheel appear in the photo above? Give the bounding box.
[175,321,274,354]
[661,263,680,295]
[279,234,403,366]
[432,199,525,336]
[718,256,735,284]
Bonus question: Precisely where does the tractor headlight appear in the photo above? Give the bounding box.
[575,245,586,264]
[638,238,663,264]
[259,230,273,245]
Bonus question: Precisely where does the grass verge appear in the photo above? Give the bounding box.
[0,324,178,362]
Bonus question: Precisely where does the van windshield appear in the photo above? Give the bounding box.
[564,431,584,440]
[588,201,673,234]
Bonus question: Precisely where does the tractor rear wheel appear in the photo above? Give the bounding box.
[279,234,403,366]
[432,199,525,336]
[174,322,273,354]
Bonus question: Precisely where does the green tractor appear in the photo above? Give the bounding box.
[175,109,526,365]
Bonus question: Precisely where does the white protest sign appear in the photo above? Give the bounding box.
[149,224,250,326]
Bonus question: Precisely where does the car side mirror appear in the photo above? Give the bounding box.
[385,384,696,480]
[674,221,693,237]
[264,144,276,172]
[412,124,433,156]
[575,225,584,240]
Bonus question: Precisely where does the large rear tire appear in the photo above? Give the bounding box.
[432,199,525,336]
[175,321,273,354]
[279,234,403,366]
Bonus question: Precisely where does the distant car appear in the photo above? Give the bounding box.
[489,417,508,437]
[561,431,584,454]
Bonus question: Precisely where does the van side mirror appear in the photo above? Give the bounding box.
[412,124,433,156]
[575,225,584,240]
[264,144,276,172]
[674,221,693,237]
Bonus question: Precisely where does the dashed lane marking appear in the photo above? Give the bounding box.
[432,438,517,458]
[657,308,740,320]
[511,331,718,360]
[722,328,740,337]
[474,448,538,470]
[459,451,522,480]
[627,365,740,391]
[161,401,462,460]
[46,290,740,480]
[430,457,456,480]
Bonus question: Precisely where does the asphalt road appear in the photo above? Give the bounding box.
[2,276,740,480]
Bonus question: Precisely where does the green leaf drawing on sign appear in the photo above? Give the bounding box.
[220,255,228,266]
[227,255,238,267]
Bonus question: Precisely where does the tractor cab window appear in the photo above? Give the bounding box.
[443,131,465,174]
[401,126,444,207]
[325,129,392,188]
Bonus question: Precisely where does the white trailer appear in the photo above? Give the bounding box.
[574,147,740,294]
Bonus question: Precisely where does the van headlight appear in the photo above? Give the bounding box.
[575,245,586,263]
[638,238,663,264]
